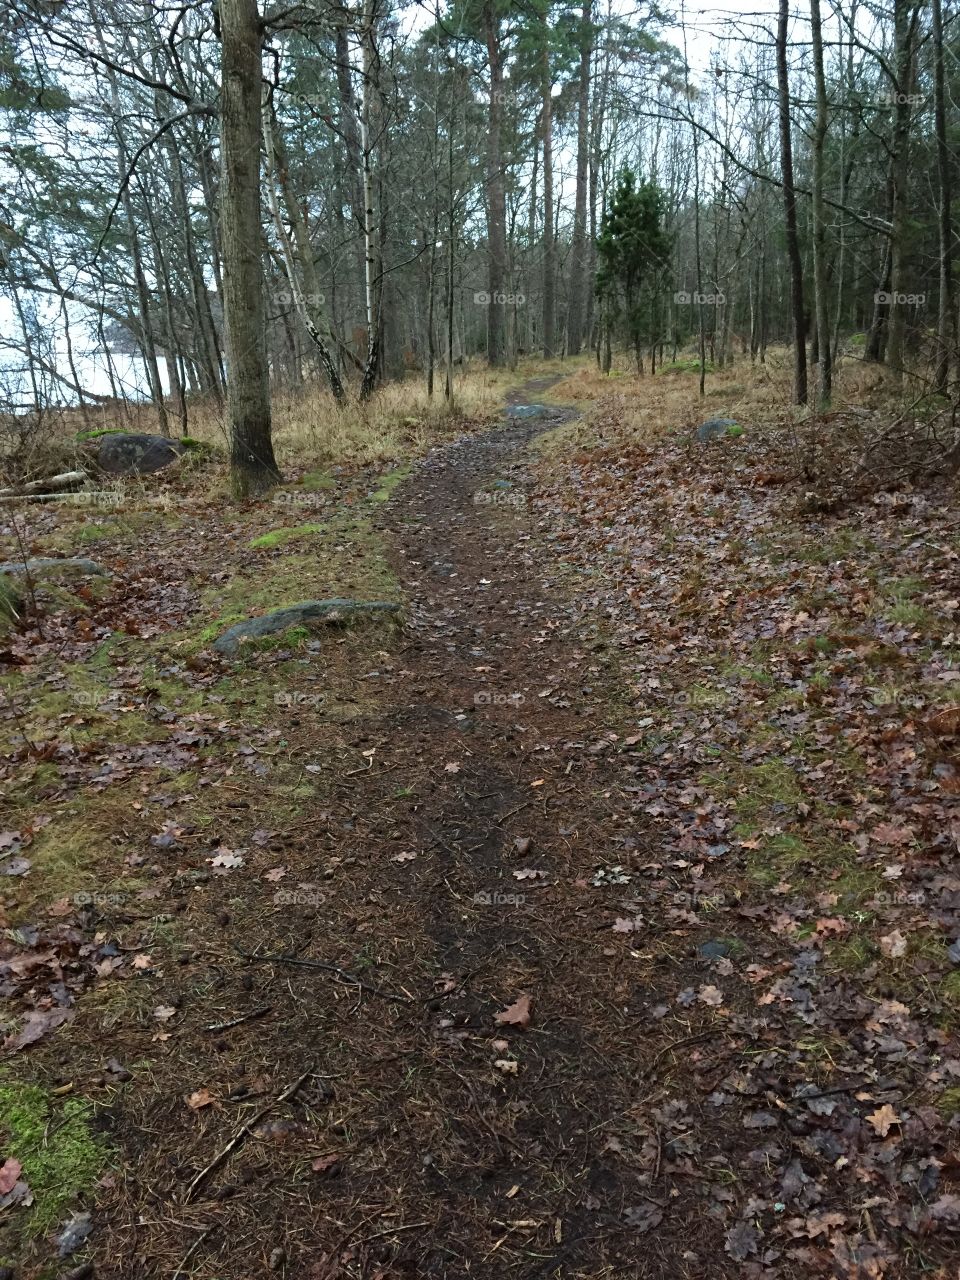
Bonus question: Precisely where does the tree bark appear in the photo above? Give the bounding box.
[483,0,507,367]
[566,0,592,356]
[541,37,556,359]
[809,0,832,406]
[933,0,954,393]
[776,0,807,406]
[219,0,279,496]
[885,0,920,382]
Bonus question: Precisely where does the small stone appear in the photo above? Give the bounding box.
[697,939,733,960]
[695,417,738,443]
[268,1248,286,1271]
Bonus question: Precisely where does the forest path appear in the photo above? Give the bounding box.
[91,377,733,1280]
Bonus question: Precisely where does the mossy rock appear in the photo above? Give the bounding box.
[211,598,401,656]
[0,557,108,580]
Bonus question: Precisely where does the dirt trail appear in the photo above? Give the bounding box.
[88,380,731,1279]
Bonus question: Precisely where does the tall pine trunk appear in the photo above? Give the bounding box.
[220,0,279,496]
[776,0,807,406]
[566,0,591,356]
[483,1,507,367]
[809,0,832,406]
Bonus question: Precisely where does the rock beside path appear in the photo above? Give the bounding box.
[505,404,551,419]
[95,433,190,475]
[0,557,108,579]
[696,417,740,442]
[212,598,400,656]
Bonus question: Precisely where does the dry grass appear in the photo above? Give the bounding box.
[542,346,915,451]
[1,358,571,484]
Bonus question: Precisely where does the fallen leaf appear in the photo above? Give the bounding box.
[866,1104,900,1137]
[494,994,532,1030]
[879,929,908,958]
[697,984,724,1007]
[3,1006,72,1052]
[186,1088,214,1110]
[624,1203,664,1232]
[0,1158,22,1195]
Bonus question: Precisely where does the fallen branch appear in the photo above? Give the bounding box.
[204,1005,272,1033]
[237,950,412,1004]
[183,1063,316,1202]
[0,490,123,507]
[0,469,87,497]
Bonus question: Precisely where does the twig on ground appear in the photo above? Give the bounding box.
[236,950,412,1004]
[171,1223,217,1277]
[183,1064,316,1202]
[204,1005,272,1033]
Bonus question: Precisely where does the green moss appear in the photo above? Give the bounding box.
[74,427,125,440]
[74,522,118,543]
[302,469,337,491]
[370,464,411,502]
[0,1079,105,1233]
[249,523,326,549]
[242,624,311,652]
[938,1087,960,1117]
[883,600,932,627]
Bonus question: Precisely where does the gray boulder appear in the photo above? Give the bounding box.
[696,417,739,442]
[213,598,400,656]
[506,404,549,419]
[96,433,189,475]
[0,557,108,579]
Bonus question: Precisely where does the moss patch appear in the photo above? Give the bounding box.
[249,523,326,549]
[370,464,411,502]
[0,1079,104,1233]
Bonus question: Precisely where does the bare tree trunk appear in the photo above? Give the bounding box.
[220,0,279,496]
[483,0,507,367]
[886,0,920,382]
[566,0,592,356]
[262,98,346,402]
[809,0,832,407]
[358,0,383,401]
[540,34,556,358]
[933,0,954,393]
[776,0,807,406]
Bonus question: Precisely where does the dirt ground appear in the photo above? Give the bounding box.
[3,374,960,1280]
